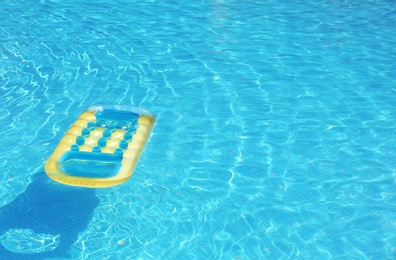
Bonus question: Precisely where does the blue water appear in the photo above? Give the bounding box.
[1,0,396,259]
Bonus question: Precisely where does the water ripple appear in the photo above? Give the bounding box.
[1,0,396,259]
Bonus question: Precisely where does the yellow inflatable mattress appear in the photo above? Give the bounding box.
[44,105,155,188]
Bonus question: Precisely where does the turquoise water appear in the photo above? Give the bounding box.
[1,0,396,259]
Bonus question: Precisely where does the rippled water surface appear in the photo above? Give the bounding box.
[1,0,396,259]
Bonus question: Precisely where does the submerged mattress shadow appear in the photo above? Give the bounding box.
[0,171,100,259]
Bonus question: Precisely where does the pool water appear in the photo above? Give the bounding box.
[1,0,395,259]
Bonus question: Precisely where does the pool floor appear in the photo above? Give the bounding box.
[0,0,396,259]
